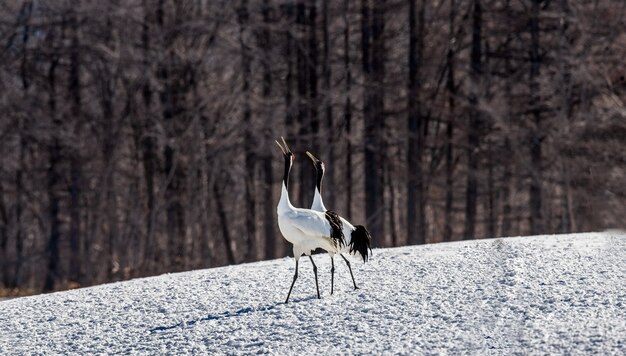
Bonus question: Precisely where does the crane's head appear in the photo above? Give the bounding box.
[275,136,294,164]
[306,151,325,193]
[305,151,325,173]
[276,137,295,188]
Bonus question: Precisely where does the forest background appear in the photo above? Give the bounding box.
[0,0,624,295]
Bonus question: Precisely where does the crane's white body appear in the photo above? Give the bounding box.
[310,187,356,256]
[277,183,338,259]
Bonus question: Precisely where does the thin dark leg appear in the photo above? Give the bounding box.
[330,255,335,295]
[309,256,320,299]
[285,259,299,304]
[340,254,358,290]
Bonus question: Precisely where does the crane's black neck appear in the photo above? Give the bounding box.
[283,155,292,189]
[315,164,324,194]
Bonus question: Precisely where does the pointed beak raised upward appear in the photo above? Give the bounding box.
[281,136,291,153]
[275,140,286,154]
[305,151,319,163]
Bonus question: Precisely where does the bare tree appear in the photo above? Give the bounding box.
[464,0,481,240]
[0,0,624,295]
[407,0,426,245]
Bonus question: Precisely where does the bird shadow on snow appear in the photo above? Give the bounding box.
[149,296,317,334]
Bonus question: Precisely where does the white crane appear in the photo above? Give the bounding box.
[305,151,372,295]
[275,138,344,303]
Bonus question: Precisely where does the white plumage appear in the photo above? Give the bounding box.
[277,184,338,257]
[306,151,371,294]
[275,137,339,303]
[311,186,357,253]
[274,138,371,303]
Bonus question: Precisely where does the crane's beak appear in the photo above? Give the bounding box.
[275,140,286,154]
[305,151,320,163]
[281,136,291,152]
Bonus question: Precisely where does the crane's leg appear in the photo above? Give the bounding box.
[309,256,321,299]
[340,254,359,290]
[285,259,299,304]
[330,255,335,295]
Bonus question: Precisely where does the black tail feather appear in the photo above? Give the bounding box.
[324,210,345,249]
[350,225,372,262]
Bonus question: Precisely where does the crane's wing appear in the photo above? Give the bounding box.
[286,209,331,238]
[339,215,355,231]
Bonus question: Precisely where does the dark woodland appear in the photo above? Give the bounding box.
[0,0,624,295]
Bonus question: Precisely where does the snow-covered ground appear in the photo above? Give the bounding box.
[1,232,625,354]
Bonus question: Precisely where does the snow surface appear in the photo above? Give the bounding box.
[1,232,625,354]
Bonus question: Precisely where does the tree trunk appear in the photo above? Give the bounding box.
[261,0,276,260]
[385,164,398,246]
[558,0,572,234]
[371,0,386,244]
[238,0,257,262]
[12,0,33,290]
[282,1,295,131]
[282,1,295,257]
[0,182,5,287]
[13,121,25,289]
[214,181,236,265]
[407,0,426,245]
[529,0,543,235]
[443,0,456,242]
[159,1,187,270]
[500,137,512,237]
[463,0,481,240]
[322,0,335,210]
[362,0,385,242]
[560,163,572,233]
[0,182,8,288]
[69,158,81,279]
[308,0,319,157]
[500,0,513,238]
[68,11,82,284]
[141,0,157,274]
[101,68,118,280]
[296,1,310,208]
[343,0,353,219]
[486,143,495,237]
[44,56,61,293]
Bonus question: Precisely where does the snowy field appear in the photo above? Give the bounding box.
[1,232,625,354]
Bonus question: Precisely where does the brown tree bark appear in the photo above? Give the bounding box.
[499,0,513,238]
[407,0,426,245]
[463,0,481,240]
[343,0,353,219]
[68,9,82,284]
[486,143,496,237]
[261,0,276,260]
[307,0,319,157]
[238,0,257,262]
[296,1,311,208]
[141,0,158,274]
[0,182,8,288]
[158,0,187,270]
[443,0,457,243]
[214,181,236,265]
[558,0,573,234]
[44,54,61,293]
[12,1,33,289]
[321,0,335,210]
[529,0,543,235]
[362,0,385,243]
[281,1,295,257]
